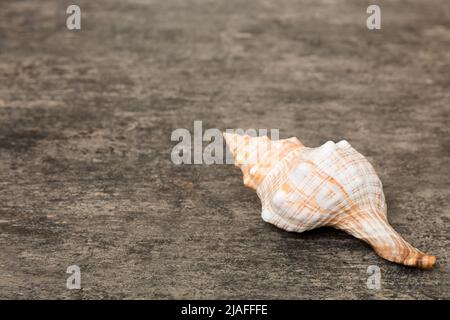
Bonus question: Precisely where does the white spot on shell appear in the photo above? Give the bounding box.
[272,190,287,208]
[311,141,336,162]
[292,163,311,176]
[337,140,350,148]
[289,163,313,189]
[316,184,342,210]
[321,140,336,154]
[261,208,273,223]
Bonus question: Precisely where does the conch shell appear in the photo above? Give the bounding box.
[223,132,436,269]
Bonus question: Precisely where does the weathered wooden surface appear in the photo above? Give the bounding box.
[0,0,449,299]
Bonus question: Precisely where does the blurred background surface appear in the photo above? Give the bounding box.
[0,0,449,299]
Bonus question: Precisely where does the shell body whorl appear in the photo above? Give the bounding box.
[224,133,436,269]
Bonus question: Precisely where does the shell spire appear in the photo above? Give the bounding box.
[223,132,303,190]
[223,132,436,269]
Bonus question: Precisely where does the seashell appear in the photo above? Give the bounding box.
[223,132,436,269]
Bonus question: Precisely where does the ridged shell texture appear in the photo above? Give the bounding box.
[223,132,436,269]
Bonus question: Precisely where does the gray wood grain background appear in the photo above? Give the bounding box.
[0,0,448,299]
